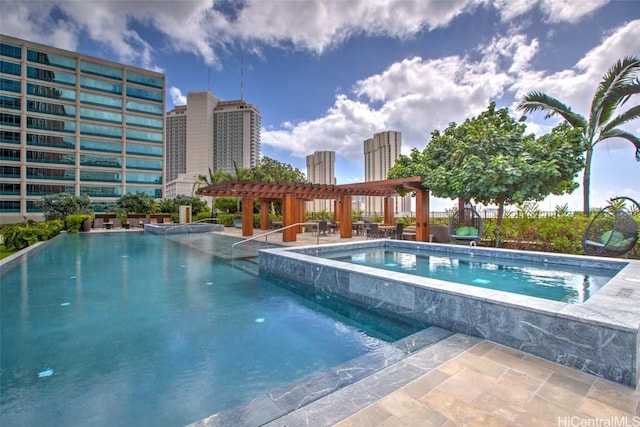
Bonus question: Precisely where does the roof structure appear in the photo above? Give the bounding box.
[195,176,425,200]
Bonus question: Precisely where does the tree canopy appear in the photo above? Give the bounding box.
[389,102,584,245]
[116,192,156,214]
[516,56,640,214]
[247,157,307,183]
[38,193,92,220]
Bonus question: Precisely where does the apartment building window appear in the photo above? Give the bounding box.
[27,82,75,101]
[79,138,121,153]
[26,167,75,180]
[27,49,76,70]
[27,66,76,86]
[80,60,122,79]
[27,133,75,149]
[0,43,21,59]
[80,92,122,109]
[1,60,21,75]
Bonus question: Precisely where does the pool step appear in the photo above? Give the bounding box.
[232,257,260,275]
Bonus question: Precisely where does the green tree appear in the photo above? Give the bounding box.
[38,193,92,220]
[389,103,584,247]
[516,56,640,215]
[248,156,308,183]
[116,192,156,214]
[214,196,240,214]
[192,167,231,195]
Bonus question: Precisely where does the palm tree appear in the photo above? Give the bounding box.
[192,168,231,214]
[517,56,640,215]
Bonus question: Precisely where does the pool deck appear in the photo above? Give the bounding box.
[200,227,640,426]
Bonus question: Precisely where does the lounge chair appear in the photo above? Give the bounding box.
[112,217,122,229]
[93,217,104,229]
[128,217,141,228]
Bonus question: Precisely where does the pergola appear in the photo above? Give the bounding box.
[196,176,432,242]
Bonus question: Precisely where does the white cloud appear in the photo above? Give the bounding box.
[510,19,640,146]
[493,0,608,23]
[263,33,532,162]
[263,95,385,160]
[169,87,187,106]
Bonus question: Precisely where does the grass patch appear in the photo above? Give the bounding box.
[0,244,16,260]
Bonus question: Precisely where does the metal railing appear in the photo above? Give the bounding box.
[230,222,320,265]
[147,217,224,234]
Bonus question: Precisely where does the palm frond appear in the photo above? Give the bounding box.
[597,128,640,161]
[516,91,586,129]
[601,105,640,133]
[590,56,640,128]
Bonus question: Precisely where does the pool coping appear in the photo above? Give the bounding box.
[191,326,458,426]
[259,240,640,387]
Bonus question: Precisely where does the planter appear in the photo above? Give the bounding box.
[81,218,92,232]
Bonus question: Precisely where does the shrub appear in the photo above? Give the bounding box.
[2,219,64,251]
[217,213,236,227]
[65,214,94,233]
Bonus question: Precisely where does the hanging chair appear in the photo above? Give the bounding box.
[583,197,639,257]
[449,206,483,245]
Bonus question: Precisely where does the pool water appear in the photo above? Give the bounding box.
[322,247,619,303]
[0,233,423,426]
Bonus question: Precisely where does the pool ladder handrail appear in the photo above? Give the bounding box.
[230,222,320,266]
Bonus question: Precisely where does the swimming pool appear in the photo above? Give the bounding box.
[0,233,429,426]
[259,240,640,387]
[319,246,618,303]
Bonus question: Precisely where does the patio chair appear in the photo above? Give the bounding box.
[128,217,141,228]
[449,206,483,245]
[366,223,381,239]
[583,197,639,257]
[391,223,404,240]
[317,220,328,236]
[93,217,104,229]
[112,217,122,229]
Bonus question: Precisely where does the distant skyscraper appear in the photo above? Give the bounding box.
[363,130,410,215]
[213,99,261,174]
[0,34,165,223]
[306,150,335,213]
[164,92,261,198]
[165,105,187,183]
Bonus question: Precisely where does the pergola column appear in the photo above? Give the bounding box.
[334,199,341,223]
[298,199,306,233]
[339,195,352,238]
[241,198,254,237]
[260,200,270,230]
[283,194,298,242]
[415,189,430,242]
[383,197,394,225]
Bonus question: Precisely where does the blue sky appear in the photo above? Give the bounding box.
[2,0,639,211]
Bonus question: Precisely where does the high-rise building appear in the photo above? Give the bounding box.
[306,150,335,213]
[213,99,261,175]
[165,105,187,183]
[363,130,410,215]
[164,93,260,198]
[0,34,165,224]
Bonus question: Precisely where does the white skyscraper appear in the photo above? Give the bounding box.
[306,150,335,213]
[164,92,261,198]
[363,130,410,215]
